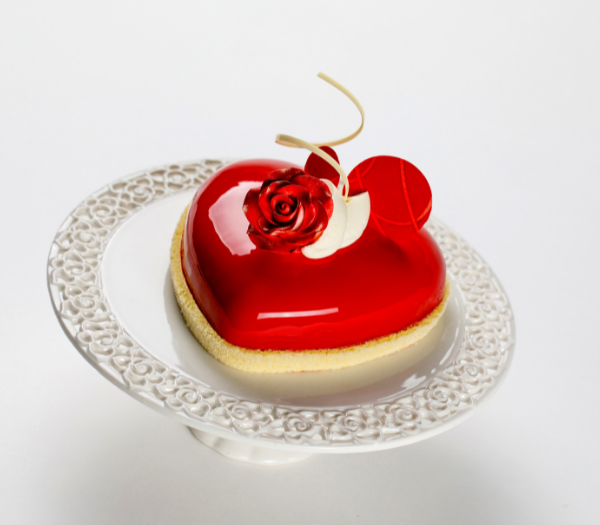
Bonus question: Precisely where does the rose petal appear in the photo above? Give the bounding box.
[270,194,298,225]
[242,189,263,231]
[278,202,328,244]
[258,215,293,234]
[247,227,298,253]
[290,175,333,219]
[271,194,295,212]
[258,180,290,223]
[290,204,305,231]
[274,183,311,201]
[265,167,306,183]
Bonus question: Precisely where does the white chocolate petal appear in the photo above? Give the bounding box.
[302,180,347,259]
[340,192,370,249]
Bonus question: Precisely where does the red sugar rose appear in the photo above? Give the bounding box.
[243,168,334,253]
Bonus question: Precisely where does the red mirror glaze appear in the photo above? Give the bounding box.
[182,159,446,350]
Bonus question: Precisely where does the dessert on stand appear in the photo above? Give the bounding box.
[172,74,450,373]
[48,74,515,464]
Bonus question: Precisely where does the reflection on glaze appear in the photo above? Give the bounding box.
[183,159,446,350]
[209,182,259,256]
[257,307,339,320]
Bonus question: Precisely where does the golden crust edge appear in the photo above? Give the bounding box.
[170,206,451,374]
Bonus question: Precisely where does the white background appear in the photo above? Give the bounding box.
[2,1,599,523]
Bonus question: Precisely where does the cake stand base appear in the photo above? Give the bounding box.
[189,428,312,465]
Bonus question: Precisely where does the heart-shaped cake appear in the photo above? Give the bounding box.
[170,73,450,373]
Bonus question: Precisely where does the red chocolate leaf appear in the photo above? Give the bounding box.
[347,156,432,244]
[304,146,340,188]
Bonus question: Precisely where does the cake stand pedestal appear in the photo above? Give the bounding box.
[189,428,312,465]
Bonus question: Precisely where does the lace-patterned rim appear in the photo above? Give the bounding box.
[47,159,516,453]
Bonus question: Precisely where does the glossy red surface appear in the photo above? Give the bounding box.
[182,159,446,350]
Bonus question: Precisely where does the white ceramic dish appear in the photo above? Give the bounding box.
[48,159,515,465]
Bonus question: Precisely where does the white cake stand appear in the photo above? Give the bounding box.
[48,159,515,465]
